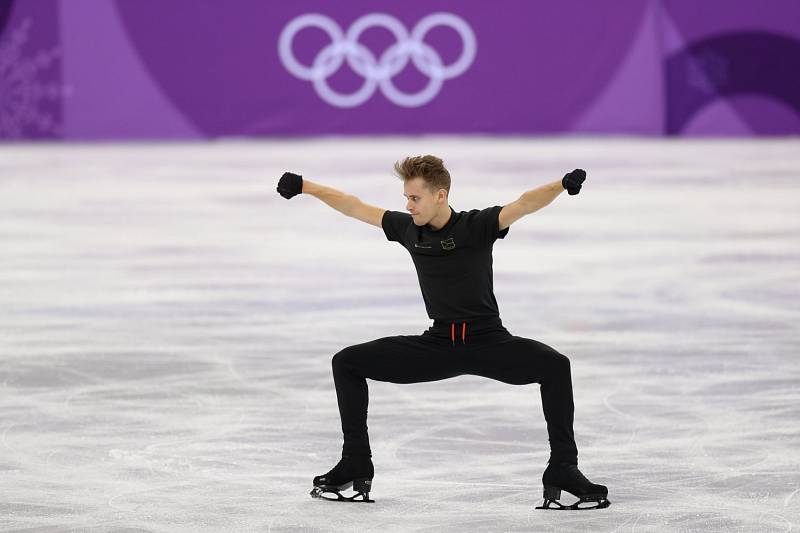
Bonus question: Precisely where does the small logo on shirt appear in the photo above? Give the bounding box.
[414,242,432,249]
[441,238,455,250]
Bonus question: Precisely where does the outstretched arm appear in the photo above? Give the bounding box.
[277,172,386,228]
[498,180,564,231]
[302,179,359,217]
[498,169,585,231]
[305,180,386,228]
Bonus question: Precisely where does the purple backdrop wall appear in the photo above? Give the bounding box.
[1,0,799,140]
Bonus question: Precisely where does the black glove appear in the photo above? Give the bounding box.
[562,168,586,196]
[277,171,303,199]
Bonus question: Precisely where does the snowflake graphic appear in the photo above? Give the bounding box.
[0,17,63,138]
[686,47,731,96]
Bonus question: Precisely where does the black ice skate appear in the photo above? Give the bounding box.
[310,455,375,503]
[535,462,611,510]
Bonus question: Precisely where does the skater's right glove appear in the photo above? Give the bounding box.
[277,171,303,199]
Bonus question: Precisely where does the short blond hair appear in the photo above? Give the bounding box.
[393,155,451,194]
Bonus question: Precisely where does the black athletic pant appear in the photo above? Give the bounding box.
[331,316,579,465]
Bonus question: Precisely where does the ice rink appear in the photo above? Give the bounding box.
[1,137,798,532]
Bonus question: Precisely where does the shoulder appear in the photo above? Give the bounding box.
[463,205,502,221]
[461,206,508,242]
[382,210,413,225]
[381,210,413,243]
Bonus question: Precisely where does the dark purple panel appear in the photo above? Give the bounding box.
[0,1,14,37]
[666,33,800,135]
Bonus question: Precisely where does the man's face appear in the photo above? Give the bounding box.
[404,177,445,226]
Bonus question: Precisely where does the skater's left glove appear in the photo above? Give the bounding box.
[562,169,586,196]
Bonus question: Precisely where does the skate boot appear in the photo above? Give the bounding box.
[536,461,610,510]
[310,455,374,503]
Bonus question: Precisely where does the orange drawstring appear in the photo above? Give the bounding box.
[451,322,467,345]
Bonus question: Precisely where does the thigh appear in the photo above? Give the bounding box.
[463,335,569,385]
[334,335,467,384]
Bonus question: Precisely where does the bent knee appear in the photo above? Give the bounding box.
[332,345,361,370]
[553,351,571,373]
[331,347,348,370]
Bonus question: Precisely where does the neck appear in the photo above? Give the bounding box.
[427,206,452,231]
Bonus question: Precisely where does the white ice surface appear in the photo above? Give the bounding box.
[0,137,799,532]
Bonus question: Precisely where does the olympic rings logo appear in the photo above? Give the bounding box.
[278,13,477,108]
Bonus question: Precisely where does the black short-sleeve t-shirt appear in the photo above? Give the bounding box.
[382,205,509,320]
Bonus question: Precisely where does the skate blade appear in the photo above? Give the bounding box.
[310,486,374,503]
[536,497,611,510]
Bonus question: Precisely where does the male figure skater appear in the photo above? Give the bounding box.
[276,155,610,510]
